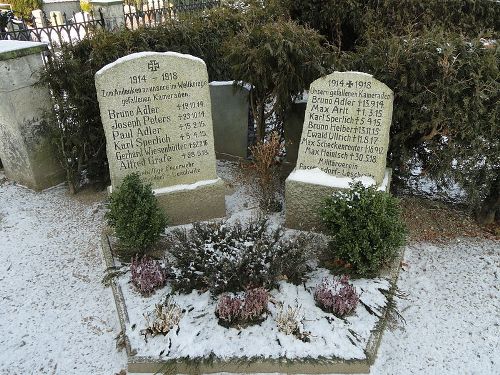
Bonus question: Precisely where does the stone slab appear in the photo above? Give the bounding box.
[0,43,64,190]
[284,100,306,164]
[0,40,48,62]
[155,178,226,225]
[296,72,393,185]
[285,168,392,232]
[209,81,250,158]
[95,51,218,190]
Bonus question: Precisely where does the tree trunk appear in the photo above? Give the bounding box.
[477,176,499,225]
[255,101,266,142]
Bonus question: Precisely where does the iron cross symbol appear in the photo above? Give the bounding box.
[148,60,160,72]
[346,80,354,88]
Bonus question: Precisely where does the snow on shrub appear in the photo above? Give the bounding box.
[314,275,359,317]
[169,218,317,294]
[215,287,269,327]
[130,255,168,296]
[275,304,310,342]
[142,297,183,338]
[320,182,406,277]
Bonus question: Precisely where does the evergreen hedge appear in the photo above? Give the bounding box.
[342,30,499,223]
[41,1,499,221]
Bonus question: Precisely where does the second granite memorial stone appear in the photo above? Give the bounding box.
[95,51,226,224]
[285,71,394,230]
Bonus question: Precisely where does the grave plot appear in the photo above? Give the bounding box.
[96,52,406,373]
[101,160,404,374]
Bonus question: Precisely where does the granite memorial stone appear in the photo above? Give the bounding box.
[95,51,226,224]
[285,71,394,230]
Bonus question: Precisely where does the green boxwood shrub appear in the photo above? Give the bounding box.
[320,182,406,277]
[106,173,167,259]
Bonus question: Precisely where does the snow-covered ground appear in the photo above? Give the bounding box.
[0,171,498,374]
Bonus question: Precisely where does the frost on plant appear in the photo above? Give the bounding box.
[314,275,359,317]
[275,304,310,342]
[142,297,183,338]
[130,255,168,296]
[215,287,269,327]
[169,218,317,294]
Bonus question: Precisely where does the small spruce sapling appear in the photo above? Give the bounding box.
[106,173,167,259]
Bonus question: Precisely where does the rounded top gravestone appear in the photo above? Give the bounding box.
[95,51,217,190]
[296,71,393,185]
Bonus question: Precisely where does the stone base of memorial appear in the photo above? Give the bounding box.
[285,168,392,231]
[154,177,226,225]
[107,177,226,225]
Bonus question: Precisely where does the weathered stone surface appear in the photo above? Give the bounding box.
[156,178,226,225]
[284,100,306,164]
[0,40,47,61]
[42,0,81,16]
[285,168,392,231]
[285,72,394,231]
[95,51,218,190]
[96,51,226,224]
[90,0,125,30]
[296,72,393,185]
[209,81,250,158]
[0,41,65,190]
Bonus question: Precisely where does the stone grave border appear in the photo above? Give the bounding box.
[101,230,404,374]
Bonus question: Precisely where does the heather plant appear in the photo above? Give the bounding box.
[130,256,169,296]
[320,182,406,277]
[275,304,310,342]
[169,218,317,294]
[314,275,359,317]
[215,287,269,327]
[106,173,167,259]
[248,132,283,212]
[142,297,183,338]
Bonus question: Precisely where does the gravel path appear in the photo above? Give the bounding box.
[0,175,498,374]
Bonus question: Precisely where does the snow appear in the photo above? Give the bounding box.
[209,81,252,92]
[0,40,47,54]
[209,80,235,86]
[288,167,377,189]
[0,175,126,374]
[0,162,498,374]
[120,267,389,361]
[96,51,206,76]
